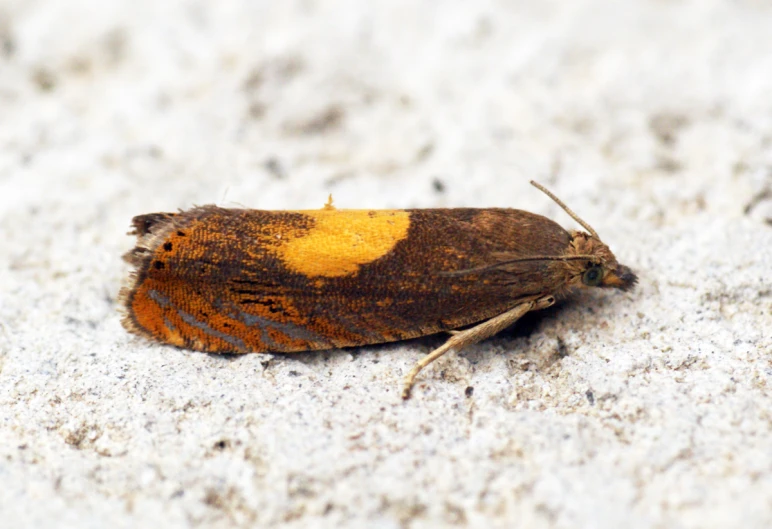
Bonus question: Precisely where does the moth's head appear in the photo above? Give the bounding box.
[528,181,637,293]
[565,231,637,292]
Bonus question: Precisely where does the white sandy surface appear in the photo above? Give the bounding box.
[1,1,771,528]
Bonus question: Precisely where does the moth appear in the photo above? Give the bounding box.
[121,181,637,398]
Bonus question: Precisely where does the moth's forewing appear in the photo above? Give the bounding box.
[122,207,571,353]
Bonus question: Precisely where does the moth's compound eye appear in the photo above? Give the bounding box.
[582,265,603,287]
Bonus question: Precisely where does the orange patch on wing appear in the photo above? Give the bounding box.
[129,278,244,352]
[128,276,334,353]
[274,209,410,277]
[129,281,186,347]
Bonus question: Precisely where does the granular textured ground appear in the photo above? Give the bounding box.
[1,1,771,528]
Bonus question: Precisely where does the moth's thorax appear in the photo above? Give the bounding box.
[569,231,617,264]
[552,231,613,288]
[560,231,637,292]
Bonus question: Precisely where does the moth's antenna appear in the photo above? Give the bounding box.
[441,254,601,277]
[530,181,599,239]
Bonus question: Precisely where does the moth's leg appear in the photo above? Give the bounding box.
[402,295,555,399]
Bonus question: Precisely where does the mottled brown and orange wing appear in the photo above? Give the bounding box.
[120,206,570,353]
